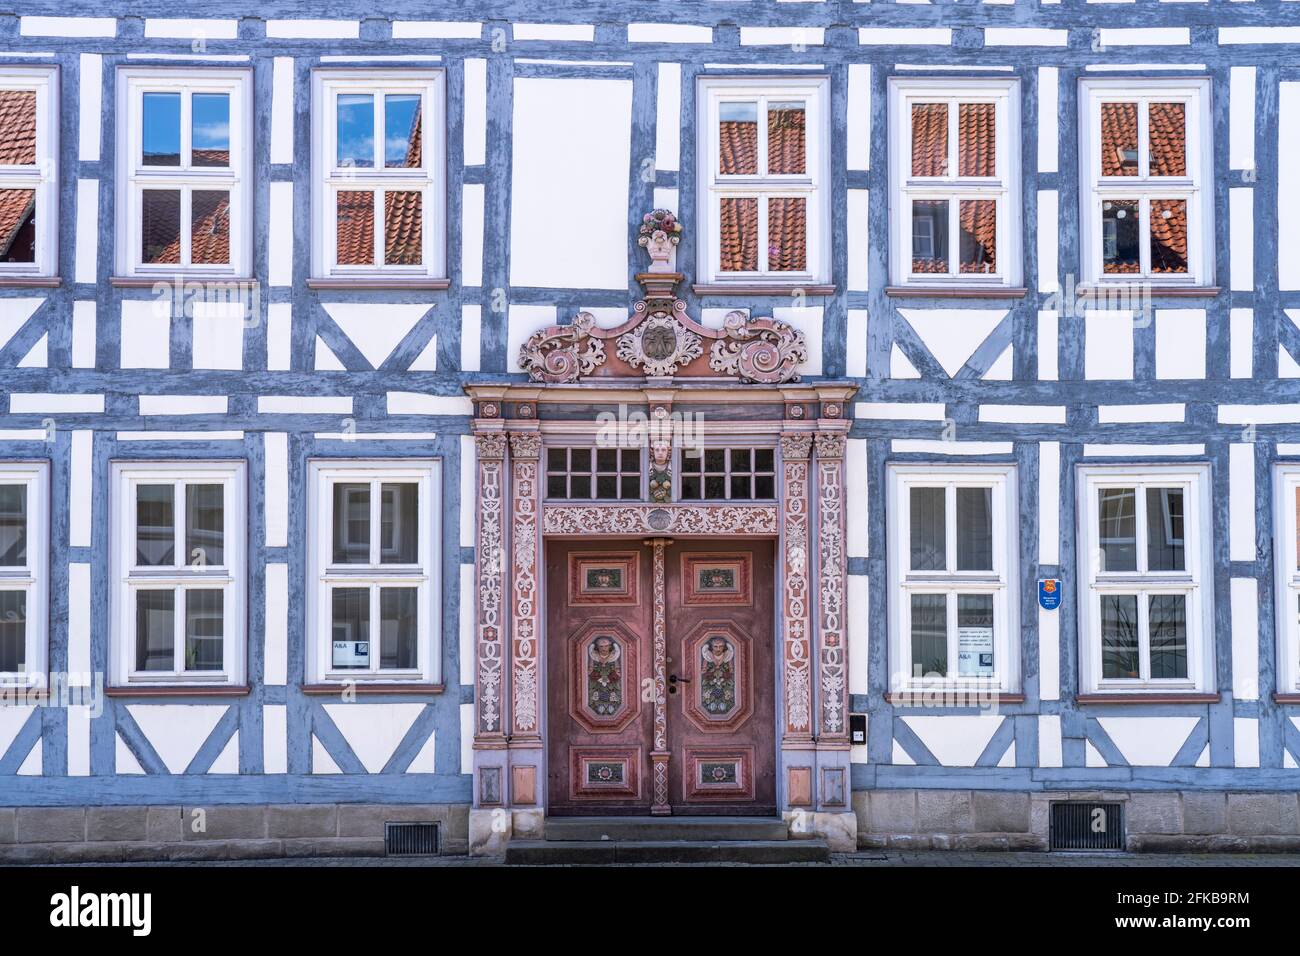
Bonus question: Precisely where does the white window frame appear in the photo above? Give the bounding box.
[0,461,48,687]
[1075,463,1214,695]
[1078,77,1214,287]
[115,67,253,278]
[0,66,59,278]
[310,69,447,280]
[888,77,1021,289]
[696,75,831,286]
[1273,466,1300,694]
[306,459,441,685]
[886,464,1020,693]
[110,460,247,687]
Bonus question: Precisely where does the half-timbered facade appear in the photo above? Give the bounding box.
[2,1,1300,859]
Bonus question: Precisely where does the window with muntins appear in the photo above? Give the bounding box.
[0,68,57,278]
[680,447,776,501]
[0,462,47,686]
[546,447,642,500]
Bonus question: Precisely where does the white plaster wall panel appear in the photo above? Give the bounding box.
[1083,443,1204,456]
[1230,309,1253,378]
[19,335,46,368]
[259,396,352,415]
[1221,27,1300,44]
[70,430,91,549]
[461,304,482,372]
[0,706,34,760]
[985,29,1068,47]
[409,335,438,372]
[847,576,870,697]
[74,180,98,285]
[145,18,238,39]
[268,182,294,287]
[1037,311,1059,382]
[1098,28,1190,45]
[315,337,344,371]
[1037,67,1058,174]
[1039,715,1062,766]
[509,78,632,290]
[460,703,474,774]
[893,440,1014,455]
[463,59,487,166]
[127,705,228,774]
[1219,403,1300,424]
[1229,443,1256,562]
[21,16,116,37]
[846,309,868,379]
[899,716,1005,767]
[406,730,437,773]
[1096,717,1200,766]
[210,734,239,774]
[1037,190,1058,293]
[1281,347,1300,377]
[322,303,428,369]
[1155,309,1207,379]
[67,562,90,682]
[322,703,425,773]
[459,563,475,683]
[67,707,90,777]
[514,24,595,42]
[78,54,101,162]
[461,182,485,287]
[979,405,1067,424]
[10,393,102,414]
[772,307,823,376]
[1039,441,1060,565]
[859,28,952,45]
[1098,404,1185,423]
[898,309,1007,377]
[847,189,869,291]
[120,300,169,369]
[856,402,945,421]
[0,298,42,352]
[115,735,144,775]
[270,57,294,165]
[741,27,825,46]
[1086,741,1110,767]
[846,438,869,558]
[628,24,713,44]
[508,305,557,374]
[1039,606,1060,701]
[1230,188,1254,292]
[892,741,916,766]
[192,309,245,371]
[1231,578,1259,700]
[1234,718,1260,768]
[847,64,870,171]
[264,705,287,773]
[265,19,359,39]
[386,393,473,416]
[654,63,681,175]
[1084,310,1134,380]
[998,743,1016,768]
[394,22,483,40]
[652,188,679,221]
[17,744,39,775]
[1230,67,1256,172]
[459,435,476,548]
[1280,83,1300,290]
[266,303,291,371]
[312,736,341,774]
[119,431,244,441]
[264,562,288,686]
[264,432,288,549]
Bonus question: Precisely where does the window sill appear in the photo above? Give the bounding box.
[110,275,254,288]
[885,691,1024,705]
[301,682,445,695]
[1075,285,1221,298]
[886,285,1027,299]
[105,684,251,697]
[306,277,451,291]
[1272,693,1300,704]
[691,283,836,297]
[1076,692,1219,704]
[0,276,60,288]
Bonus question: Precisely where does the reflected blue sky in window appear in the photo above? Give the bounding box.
[192,93,230,166]
[142,92,181,166]
[337,94,374,167]
[385,95,421,168]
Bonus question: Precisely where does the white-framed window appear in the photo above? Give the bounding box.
[1078,77,1213,286]
[1273,466,1300,694]
[0,67,59,278]
[886,464,1019,692]
[0,462,48,687]
[697,75,830,286]
[306,460,441,684]
[110,461,247,687]
[115,67,253,278]
[889,77,1021,288]
[1076,464,1214,695]
[310,69,446,280]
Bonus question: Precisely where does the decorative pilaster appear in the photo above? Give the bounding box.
[508,431,542,745]
[648,537,671,815]
[814,431,849,742]
[473,431,507,742]
[779,432,814,742]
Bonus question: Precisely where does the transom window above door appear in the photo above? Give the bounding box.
[889,77,1021,290]
[546,447,642,500]
[679,447,775,501]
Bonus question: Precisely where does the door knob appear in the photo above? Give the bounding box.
[669,674,690,684]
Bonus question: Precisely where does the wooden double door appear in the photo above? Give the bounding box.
[546,538,777,815]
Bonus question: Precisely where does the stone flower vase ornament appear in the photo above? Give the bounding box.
[638,209,682,274]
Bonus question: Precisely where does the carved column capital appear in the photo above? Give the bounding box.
[780,432,814,461]
[508,431,542,460]
[475,432,507,460]
[814,432,847,460]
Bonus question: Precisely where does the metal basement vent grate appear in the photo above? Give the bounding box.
[385,822,440,856]
[1050,801,1125,851]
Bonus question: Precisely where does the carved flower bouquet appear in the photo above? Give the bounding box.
[638,209,683,273]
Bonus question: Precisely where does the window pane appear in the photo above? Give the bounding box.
[958,102,996,177]
[620,475,640,499]
[330,588,370,668]
[681,449,702,474]
[185,484,224,568]
[1148,594,1188,679]
[1150,199,1188,274]
[0,89,37,165]
[0,484,26,567]
[547,475,567,499]
[135,590,175,672]
[704,475,726,499]
[379,588,418,670]
[767,101,805,175]
[136,485,175,566]
[142,92,181,166]
[190,189,230,266]
[596,448,618,472]
[1100,594,1140,679]
[681,476,701,499]
[141,189,181,265]
[0,189,35,263]
[910,103,947,177]
[383,191,422,266]
[0,590,25,672]
[332,483,370,564]
[336,93,374,167]
[730,475,751,499]
[621,449,640,471]
[719,197,758,272]
[384,94,422,168]
[191,93,230,167]
[755,474,775,499]
[957,594,994,677]
[718,101,758,175]
[336,191,375,266]
[958,199,996,274]
[596,475,618,499]
[570,475,591,499]
[1148,102,1186,177]
[956,487,993,571]
[1145,487,1186,572]
[911,199,948,274]
[1098,488,1137,572]
[909,487,946,571]
[755,448,774,472]
[380,483,418,564]
[1100,102,1138,176]
[910,593,947,678]
[730,448,751,471]
[185,588,224,671]
[570,449,591,472]
[547,447,567,471]
[704,449,726,472]
[1101,199,1139,275]
[767,197,806,272]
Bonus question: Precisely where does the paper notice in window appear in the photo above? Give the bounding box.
[958,627,994,677]
[332,640,369,668]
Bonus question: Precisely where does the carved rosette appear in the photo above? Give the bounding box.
[509,432,541,740]
[475,447,505,737]
[815,434,849,740]
[709,311,808,385]
[519,312,607,383]
[780,433,814,738]
[617,313,703,377]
